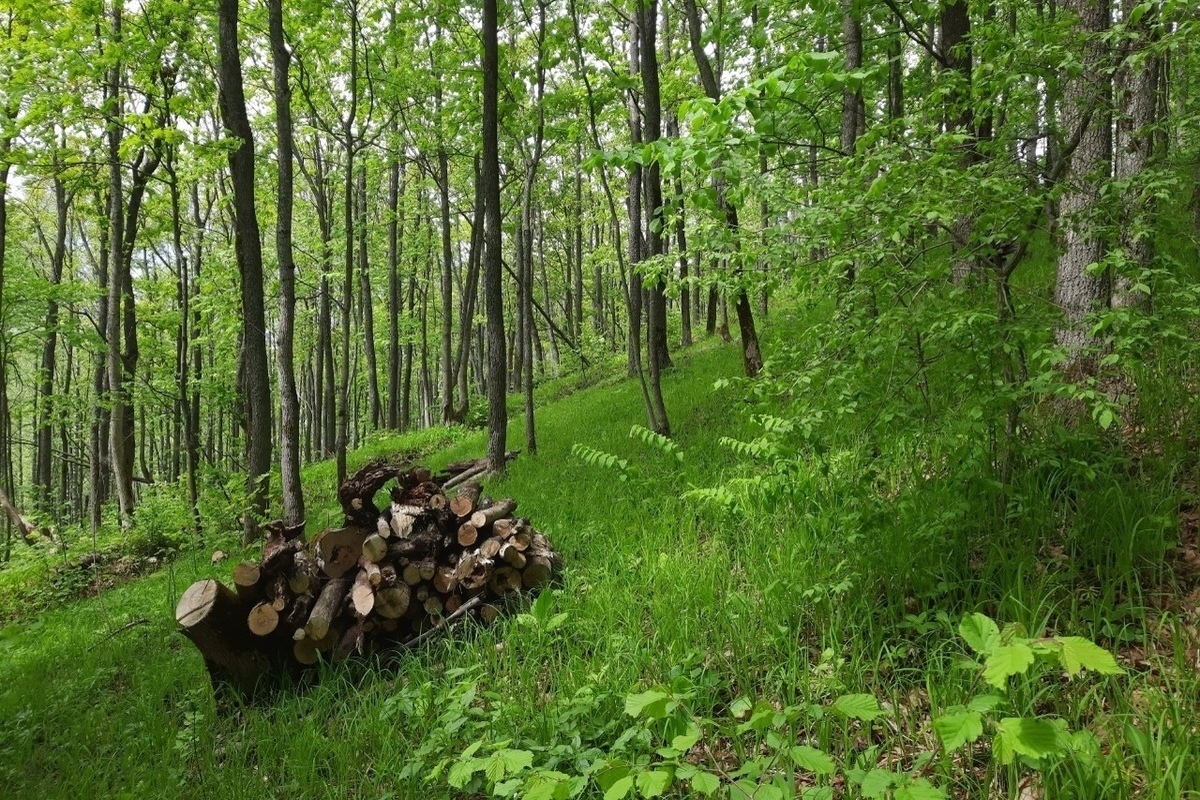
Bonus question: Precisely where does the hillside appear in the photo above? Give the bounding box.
[2,316,1198,799]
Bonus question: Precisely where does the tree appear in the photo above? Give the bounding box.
[482,0,506,474]
[268,0,305,528]
[217,0,272,543]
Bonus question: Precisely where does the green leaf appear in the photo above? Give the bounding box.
[1057,637,1124,678]
[689,770,720,795]
[859,769,895,798]
[895,778,947,800]
[625,689,671,720]
[789,745,836,775]
[995,718,1066,763]
[671,724,701,753]
[636,770,672,798]
[933,710,983,751]
[729,696,753,719]
[983,643,1035,689]
[752,785,784,800]
[605,775,634,800]
[967,694,1005,713]
[501,749,534,773]
[959,613,1001,656]
[832,693,883,722]
[522,771,571,800]
[448,758,479,789]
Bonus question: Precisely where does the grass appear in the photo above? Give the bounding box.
[2,303,1199,799]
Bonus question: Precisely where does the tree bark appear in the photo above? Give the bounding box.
[218,0,273,544]
[1053,0,1111,371]
[483,0,508,474]
[268,0,305,527]
[638,0,671,436]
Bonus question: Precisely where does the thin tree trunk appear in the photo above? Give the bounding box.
[483,0,508,474]
[358,167,381,428]
[387,161,404,430]
[268,0,304,526]
[639,0,671,435]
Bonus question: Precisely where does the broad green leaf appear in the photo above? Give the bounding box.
[832,693,883,722]
[959,613,1001,656]
[789,745,836,775]
[983,643,1035,688]
[895,778,947,800]
[751,784,784,800]
[729,696,753,719]
[932,710,983,751]
[671,723,701,753]
[604,775,634,800]
[636,770,672,798]
[1057,637,1124,677]
[522,771,571,800]
[501,749,534,773]
[967,694,1005,713]
[689,770,720,795]
[625,689,671,719]
[995,717,1066,763]
[859,769,895,798]
[801,789,834,800]
[447,758,478,789]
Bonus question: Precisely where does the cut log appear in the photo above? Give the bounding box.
[315,527,368,578]
[248,602,280,636]
[260,533,300,575]
[289,551,318,595]
[375,584,411,619]
[449,481,482,517]
[457,523,479,547]
[479,603,501,624]
[339,460,408,525]
[500,543,527,570]
[442,462,487,491]
[401,562,422,585]
[487,566,522,596]
[423,595,444,616]
[304,577,351,641]
[428,494,447,510]
[232,562,261,604]
[293,635,319,665]
[360,559,382,586]
[362,533,388,564]
[470,498,518,531]
[433,566,457,594]
[333,619,366,662]
[492,518,516,540]
[351,570,376,617]
[389,506,415,538]
[522,554,554,589]
[479,537,502,559]
[176,579,270,696]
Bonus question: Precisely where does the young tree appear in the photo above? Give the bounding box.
[482,0,507,473]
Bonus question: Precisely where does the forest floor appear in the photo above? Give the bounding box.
[2,311,1199,799]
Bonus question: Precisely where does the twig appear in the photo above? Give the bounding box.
[98,617,150,644]
[397,595,486,651]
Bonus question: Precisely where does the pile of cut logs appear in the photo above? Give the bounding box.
[175,454,560,697]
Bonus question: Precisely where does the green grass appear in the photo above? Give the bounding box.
[2,310,1199,799]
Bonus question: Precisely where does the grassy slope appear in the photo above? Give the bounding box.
[1,315,1197,799]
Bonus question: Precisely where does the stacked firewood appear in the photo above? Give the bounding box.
[174,454,560,697]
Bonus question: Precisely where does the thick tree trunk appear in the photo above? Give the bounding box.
[268,0,305,527]
[218,0,273,544]
[1054,0,1111,371]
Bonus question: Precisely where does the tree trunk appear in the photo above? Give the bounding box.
[358,167,381,429]
[1053,0,1111,371]
[1111,0,1156,311]
[438,142,455,424]
[638,0,671,436]
[218,0,273,544]
[483,0,508,474]
[268,0,305,527]
[34,174,69,515]
[387,160,404,430]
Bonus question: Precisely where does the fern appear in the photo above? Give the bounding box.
[629,425,684,462]
[570,444,633,481]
